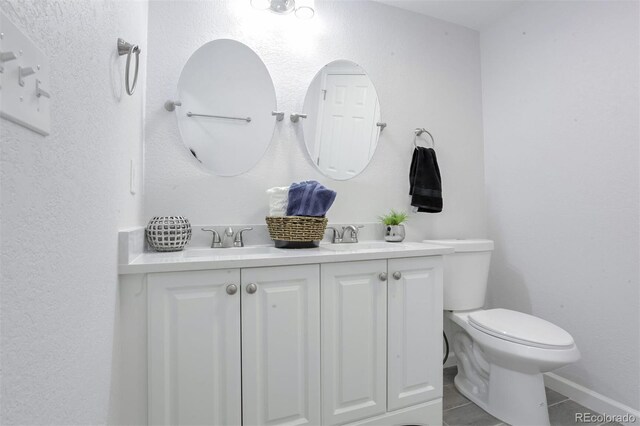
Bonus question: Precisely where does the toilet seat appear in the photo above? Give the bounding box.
[468,309,575,349]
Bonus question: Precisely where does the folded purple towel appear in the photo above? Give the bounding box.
[286,180,337,217]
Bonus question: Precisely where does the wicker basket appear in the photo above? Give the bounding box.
[265,216,328,248]
[146,216,192,252]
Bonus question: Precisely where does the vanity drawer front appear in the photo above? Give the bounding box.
[147,269,241,426]
[387,257,443,411]
[321,260,388,425]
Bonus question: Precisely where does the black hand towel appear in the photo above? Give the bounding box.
[409,146,443,213]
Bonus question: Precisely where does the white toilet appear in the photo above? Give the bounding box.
[424,239,580,426]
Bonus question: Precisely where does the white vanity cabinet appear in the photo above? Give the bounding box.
[148,269,242,426]
[321,260,388,424]
[242,265,321,426]
[148,265,320,426]
[144,255,443,426]
[387,257,443,411]
[321,257,443,425]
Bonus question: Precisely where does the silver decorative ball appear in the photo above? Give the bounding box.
[146,216,192,252]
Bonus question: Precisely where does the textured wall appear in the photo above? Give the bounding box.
[144,0,487,240]
[481,1,640,410]
[0,0,147,423]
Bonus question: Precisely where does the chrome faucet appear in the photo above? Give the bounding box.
[342,225,363,243]
[327,225,364,244]
[327,226,343,243]
[233,227,253,247]
[201,228,222,248]
[202,226,253,248]
[222,227,234,248]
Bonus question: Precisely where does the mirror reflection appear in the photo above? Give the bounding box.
[302,60,382,180]
[175,39,277,176]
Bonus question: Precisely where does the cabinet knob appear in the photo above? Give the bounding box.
[379,272,387,281]
[246,283,258,294]
[226,284,238,295]
[392,271,402,280]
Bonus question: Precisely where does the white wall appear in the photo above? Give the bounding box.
[144,0,487,240]
[481,0,639,411]
[0,0,147,423]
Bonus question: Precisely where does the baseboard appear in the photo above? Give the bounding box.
[544,372,640,426]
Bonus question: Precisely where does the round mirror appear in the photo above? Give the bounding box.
[175,39,277,176]
[302,60,382,180]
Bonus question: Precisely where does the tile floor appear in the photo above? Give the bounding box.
[442,367,621,426]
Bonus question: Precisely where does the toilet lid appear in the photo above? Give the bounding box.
[468,309,575,349]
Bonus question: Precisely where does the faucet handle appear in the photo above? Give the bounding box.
[342,225,364,243]
[202,228,222,248]
[233,227,253,247]
[326,226,343,243]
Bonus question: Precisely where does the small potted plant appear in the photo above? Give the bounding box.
[379,210,408,242]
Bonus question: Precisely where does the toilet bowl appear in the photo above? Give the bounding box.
[423,240,580,426]
[448,309,580,425]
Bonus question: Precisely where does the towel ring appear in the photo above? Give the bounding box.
[414,128,435,149]
[117,38,141,96]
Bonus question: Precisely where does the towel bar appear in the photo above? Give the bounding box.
[186,112,252,122]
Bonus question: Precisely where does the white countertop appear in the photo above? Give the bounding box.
[118,241,454,275]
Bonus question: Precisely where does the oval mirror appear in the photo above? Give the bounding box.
[302,60,382,180]
[174,39,277,176]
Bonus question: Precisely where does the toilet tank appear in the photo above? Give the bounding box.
[423,239,494,311]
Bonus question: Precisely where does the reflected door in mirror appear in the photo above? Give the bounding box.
[318,74,379,179]
[302,61,382,180]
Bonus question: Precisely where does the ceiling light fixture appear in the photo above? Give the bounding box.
[251,0,315,18]
[294,0,315,19]
[250,0,271,10]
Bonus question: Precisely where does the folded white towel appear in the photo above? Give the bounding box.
[267,186,290,216]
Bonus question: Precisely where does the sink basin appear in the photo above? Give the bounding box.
[182,246,279,258]
[321,241,403,251]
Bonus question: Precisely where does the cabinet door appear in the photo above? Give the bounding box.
[321,260,387,425]
[242,264,321,426]
[148,269,241,426]
[387,257,443,411]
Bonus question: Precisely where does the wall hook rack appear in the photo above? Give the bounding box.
[0,11,50,135]
[35,79,50,99]
[18,66,35,86]
[0,50,16,73]
[0,51,17,62]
